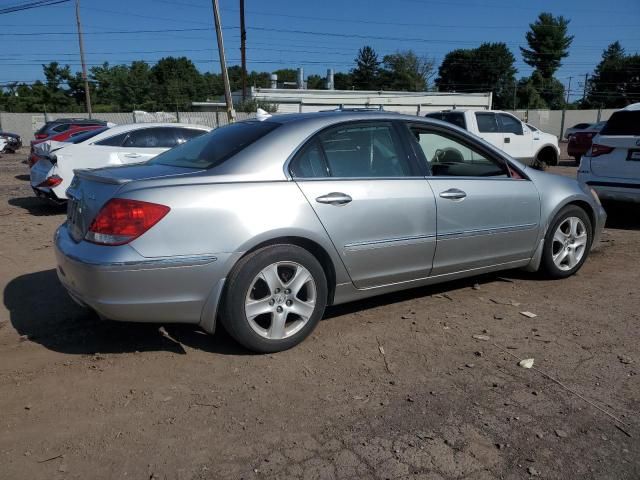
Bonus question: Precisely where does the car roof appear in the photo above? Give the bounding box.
[79,122,210,144]
[96,122,210,135]
[620,103,640,111]
[263,110,408,124]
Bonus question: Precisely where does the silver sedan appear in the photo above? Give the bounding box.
[55,111,606,352]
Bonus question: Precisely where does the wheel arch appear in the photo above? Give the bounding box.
[242,236,338,306]
[525,197,598,273]
[535,144,559,165]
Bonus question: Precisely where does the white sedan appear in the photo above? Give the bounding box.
[30,123,210,202]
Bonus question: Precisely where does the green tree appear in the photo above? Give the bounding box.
[352,46,381,90]
[272,68,298,87]
[586,42,640,108]
[520,13,573,79]
[306,74,325,90]
[436,43,517,109]
[151,57,207,109]
[333,72,353,90]
[40,62,75,111]
[380,50,435,91]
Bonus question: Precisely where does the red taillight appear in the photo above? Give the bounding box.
[589,144,615,157]
[85,198,170,246]
[35,134,48,140]
[37,175,63,188]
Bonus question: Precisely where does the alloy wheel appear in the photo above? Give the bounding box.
[244,261,317,340]
[551,216,588,271]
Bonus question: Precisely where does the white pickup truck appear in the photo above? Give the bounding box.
[425,109,560,166]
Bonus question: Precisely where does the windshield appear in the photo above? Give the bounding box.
[600,111,640,136]
[149,121,280,169]
[69,127,108,144]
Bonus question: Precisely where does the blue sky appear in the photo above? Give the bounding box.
[1,0,639,101]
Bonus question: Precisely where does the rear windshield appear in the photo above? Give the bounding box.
[600,111,640,136]
[69,127,108,144]
[148,120,280,169]
[425,112,467,129]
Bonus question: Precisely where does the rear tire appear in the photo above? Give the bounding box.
[540,205,592,279]
[221,244,328,353]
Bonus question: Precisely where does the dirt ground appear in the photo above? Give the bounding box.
[0,148,638,480]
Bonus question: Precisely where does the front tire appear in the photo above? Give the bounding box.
[540,205,592,279]
[221,244,328,353]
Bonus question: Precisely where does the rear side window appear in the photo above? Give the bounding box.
[52,124,71,133]
[600,111,640,136]
[290,140,329,178]
[123,127,177,148]
[475,113,499,133]
[95,132,128,146]
[291,122,414,178]
[70,127,108,144]
[149,121,280,169]
[173,127,207,144]
[425,112,467,129]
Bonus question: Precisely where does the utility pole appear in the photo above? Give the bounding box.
[565,76,573,105]
[560,76,572,139]
[582,73,589,104]
[240,0,247,102]
[75,0,92,118]
[513,80,517,111]
[211,0,235,123]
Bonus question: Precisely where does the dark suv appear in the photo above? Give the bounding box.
[34,118,109,140]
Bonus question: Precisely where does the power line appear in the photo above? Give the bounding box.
[0,0,69,15]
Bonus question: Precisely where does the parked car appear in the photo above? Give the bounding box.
[564,123,593,140]
[567,122,607,164]
[34,118,110,140]
[425,110,560,166]
[578,103,640,202]
[29,127,109,169]
[31,123,210,203]
[55,111,606,353]
[28,125,108,167]
[0,131,22,153]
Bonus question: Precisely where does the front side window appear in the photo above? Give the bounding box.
[475,113,499,133]
[409,126,508,178]
[497,114,524,135]
[291,122,412,178]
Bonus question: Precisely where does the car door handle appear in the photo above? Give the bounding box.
[439,189,467,200]
[316,192,352,205]
[504,137,511,143]
[124,153,141,158]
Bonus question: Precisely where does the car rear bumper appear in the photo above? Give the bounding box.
[54,224,234,330]
[579,169,640,203]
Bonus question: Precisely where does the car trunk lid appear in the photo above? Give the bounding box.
[590,134,640,179]
[66,163,201,242]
